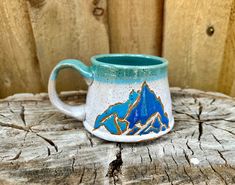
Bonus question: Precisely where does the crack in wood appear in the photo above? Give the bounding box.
[71,157,75,173]
[22,131,29,145]
[171,154,179,169]
[198,122,203,141]
[181,101,193,111]
[211,133,225,150]
[193,96,197,104]
[163,158,170,171]
[207,159,228,185]
[0,114,11,121]
[47,147,51,156]
[93,164,97,184]
[0,121,59,156]
[191,130,196,138]
[217,150,228,166]
[183,165,194,185]
[207,124,235,136]
[162,145,166,155]
[186,140,194,155]
[164,169,173,185]
[174,110,197,120]
[210,99,216,105]
[79,167,85,184]
[131,166,138,179]
[140,155,143,164]
[199,167,209,180]
[198,102,203,118]
[38,113,56,124]
[86,133,94,147]
[170,139,176,151]
[106,146,123,184]
[0,122,30,132]
[0,90,235,184]
[197,102,203,141]
[198,142,203,151]
[146,147,152,163]
[203,118,235,122]
[36,134,58,152]
[20,105,26,126]
[9,108,15,114]
[207,107,218,114]
[9,150,22,161]
[183,149,191,166]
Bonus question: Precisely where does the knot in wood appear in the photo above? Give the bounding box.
[206,26,215,36]
[93,7,104,16]
[92,0,100,6]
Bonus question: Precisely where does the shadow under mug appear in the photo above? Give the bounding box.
[48,54,174,142]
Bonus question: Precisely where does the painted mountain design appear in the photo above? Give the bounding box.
[94,82,169,135]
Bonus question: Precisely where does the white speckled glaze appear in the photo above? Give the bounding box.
[84,79,174,142]
[48,54,174,142]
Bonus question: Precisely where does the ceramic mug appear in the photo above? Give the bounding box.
[48,54,174,142]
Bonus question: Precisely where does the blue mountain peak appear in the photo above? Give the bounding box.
[94,82,169,135]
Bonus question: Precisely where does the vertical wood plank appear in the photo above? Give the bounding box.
[218,1,235,96]
[27,0,109,91]
[163,0,234,92]
[0,0,43,98]
[108,0,163,55]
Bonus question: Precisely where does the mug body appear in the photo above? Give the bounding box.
[84,54,174,142]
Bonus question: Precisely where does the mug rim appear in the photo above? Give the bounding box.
[91,54,168,69]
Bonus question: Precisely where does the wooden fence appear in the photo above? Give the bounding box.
[0,0,234,98]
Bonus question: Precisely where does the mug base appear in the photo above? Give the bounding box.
[83,119,174,143]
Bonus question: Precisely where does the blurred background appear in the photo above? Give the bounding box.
[0,0,234,98]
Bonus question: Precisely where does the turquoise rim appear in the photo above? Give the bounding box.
[91,54,168,69]
[50,54,168,84]
[91,54,168,83]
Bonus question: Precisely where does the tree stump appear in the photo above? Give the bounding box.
[0,88,235,185]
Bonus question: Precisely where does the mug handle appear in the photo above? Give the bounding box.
[48,59,93,121]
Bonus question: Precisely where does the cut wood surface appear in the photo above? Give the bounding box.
[0,88,235,184]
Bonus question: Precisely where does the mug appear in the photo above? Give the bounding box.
[48,54,174,142]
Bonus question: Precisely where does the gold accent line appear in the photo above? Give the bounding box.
[94,81,169,135]
[98,113,122,135]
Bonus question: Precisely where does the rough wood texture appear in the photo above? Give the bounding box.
[219,0,235,96]
[27,0,109,91]
[0,0,43,97]
[163,0,235,94]
[108,0,163,55]
[0,89,235,184]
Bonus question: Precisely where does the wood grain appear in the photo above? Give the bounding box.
[163,0,234,92]
[108,0,163,55]
[0,0,43,98]
[219,0,235,96]
[0,0,235,98]
[27,0,109,92]
[0,89,235,184]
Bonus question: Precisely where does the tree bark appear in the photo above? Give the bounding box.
[0,88,235,185]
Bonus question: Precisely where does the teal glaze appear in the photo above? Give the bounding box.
[91,65,167,83]
[50,54,168,84]
[94,82,169,135]
[91,54,168,83]
[48,53,174,142]
[50,59,93,80]
[94,90,139,131]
